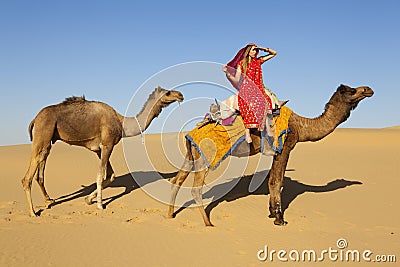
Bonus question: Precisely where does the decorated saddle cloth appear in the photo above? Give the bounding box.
[186,116,246,170]
[186,106,292,170]
[264,106,293,153]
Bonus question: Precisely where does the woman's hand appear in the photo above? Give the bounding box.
[259,47,277,63]
[222,65,228,73]
[255,46,270,53]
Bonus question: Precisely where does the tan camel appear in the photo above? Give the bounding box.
[168,84,373,226]
[22,86,183,217]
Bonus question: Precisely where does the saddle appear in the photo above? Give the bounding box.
[271,100,289,117]
[197,99,238,129]
[197,99,289,129]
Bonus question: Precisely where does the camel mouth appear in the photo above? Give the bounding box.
[163,96,184,104]
[361,87,374,98]
[363,91,374,97]
[352,95,367,104]
[175,93,184,103]
[351,87,374,103]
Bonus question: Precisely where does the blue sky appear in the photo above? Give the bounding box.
[1,0,399,146]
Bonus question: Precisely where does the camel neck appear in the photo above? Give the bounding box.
[295,94,352,142]
[119,97,164,138]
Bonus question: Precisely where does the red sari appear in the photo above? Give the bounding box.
[237,58,272,130]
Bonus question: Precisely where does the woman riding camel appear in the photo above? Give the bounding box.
[222,43,278,143]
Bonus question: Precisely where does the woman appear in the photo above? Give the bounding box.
[222,43,277,143]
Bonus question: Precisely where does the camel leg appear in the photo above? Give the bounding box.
[21,158,39,217]
[191,169,213,226]
[36,152,55,208]
[268,151,290,226]
[168,159,193,218]
[85,159,115,205]
[101,161,115,189]
[94,145,113,210]
[21,143,51,217]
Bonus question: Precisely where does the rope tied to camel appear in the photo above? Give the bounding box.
[134,116,145,144]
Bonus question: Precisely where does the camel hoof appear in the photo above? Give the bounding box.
[97,204,104,210]
[205,222,214,227]
[29,212,38,217]
[85,196,94,205]
[274,219,288,226]
[45,199,55,209]
[167,213,175,219]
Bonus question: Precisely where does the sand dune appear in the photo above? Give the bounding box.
[0,128,399,266]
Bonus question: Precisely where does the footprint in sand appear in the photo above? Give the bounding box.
[139,208,161,214]
[0,201,17,209]
[125,216,141,223]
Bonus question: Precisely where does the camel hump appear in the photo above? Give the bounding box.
[62,96,86,104]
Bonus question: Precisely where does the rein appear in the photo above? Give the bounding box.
[134,117,145,144]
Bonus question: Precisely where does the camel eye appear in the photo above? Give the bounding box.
[166,91,171,96]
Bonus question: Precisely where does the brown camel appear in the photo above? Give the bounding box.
[22,86,183,217]
[168,84,373,226]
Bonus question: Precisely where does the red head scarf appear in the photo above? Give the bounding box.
[226,43,258,89]
[226,43,258,74]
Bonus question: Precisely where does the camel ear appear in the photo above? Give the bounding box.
[339,84,356,95]
[214,98,220,109]
[338,84,348,94]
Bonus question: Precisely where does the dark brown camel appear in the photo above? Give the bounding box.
[168,84,373,226]
[22,86,183,217]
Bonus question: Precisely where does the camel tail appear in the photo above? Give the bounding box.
[28,120,35,142]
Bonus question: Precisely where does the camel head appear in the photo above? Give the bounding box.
[336,84,374,110]
[155,86,184,105]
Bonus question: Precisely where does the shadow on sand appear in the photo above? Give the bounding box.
[174,170,362,220]
[50,171,177,209]
[49,169,362,221]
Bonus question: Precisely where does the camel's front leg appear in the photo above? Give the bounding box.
[85,161,115,205]
[94,146,113,210]
[192,169,213,226]
[268,177,286,225]
[268,153,289,226]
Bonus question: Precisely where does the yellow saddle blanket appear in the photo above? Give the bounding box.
[186,116,246,169]
[267,106,293,153]
[186,106,292,169]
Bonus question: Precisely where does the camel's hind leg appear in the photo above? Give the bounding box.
[168,138,194,218]
[191,169,213,226]
[168,159,192,218]
[21,141,52,217]
[36,150,54,208]
[21,156,40,217]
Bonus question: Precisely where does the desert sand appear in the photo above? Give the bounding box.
[0,128,399,266]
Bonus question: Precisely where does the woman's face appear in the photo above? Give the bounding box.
[249,46,257,58]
